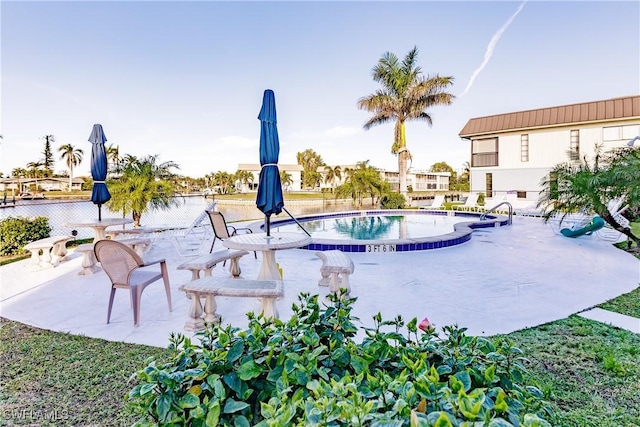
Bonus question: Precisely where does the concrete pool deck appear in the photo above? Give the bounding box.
[1,217,638,348]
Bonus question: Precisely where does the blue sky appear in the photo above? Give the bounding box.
[2,0,639,178]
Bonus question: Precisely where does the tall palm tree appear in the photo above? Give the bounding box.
[323,165,342,192]
[107,155,180,227]
[357,46,455,196]
[58,144,84,191]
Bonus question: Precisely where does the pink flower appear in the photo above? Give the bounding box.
[418,317,432,332]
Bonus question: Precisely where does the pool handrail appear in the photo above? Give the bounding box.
[481,202,513,224]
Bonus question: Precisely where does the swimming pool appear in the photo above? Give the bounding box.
[252,210,510,253]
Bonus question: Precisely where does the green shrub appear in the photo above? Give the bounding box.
[0,216,51,256]
[128,293,552,426]
[380,192,407,209]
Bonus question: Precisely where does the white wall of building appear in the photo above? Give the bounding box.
[470,121,640,205]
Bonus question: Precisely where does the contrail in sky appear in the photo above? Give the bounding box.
[459,1,527,97]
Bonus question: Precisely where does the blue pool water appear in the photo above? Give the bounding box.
[262,210,508,253]
[273,213,467,240]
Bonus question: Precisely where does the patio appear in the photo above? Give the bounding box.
[1,217,638,348]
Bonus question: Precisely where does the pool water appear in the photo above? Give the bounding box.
[273,214,469,240]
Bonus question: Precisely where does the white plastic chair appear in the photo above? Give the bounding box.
[419,194,446,210]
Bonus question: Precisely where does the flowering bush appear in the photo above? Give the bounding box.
[128,292,552,426]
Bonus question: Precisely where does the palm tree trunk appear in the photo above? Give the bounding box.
[600,210,640,245]
[398,150,408,197]
[396,121,408,197]
[68,166,73,192]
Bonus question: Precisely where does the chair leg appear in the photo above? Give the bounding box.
[161,261,172,311]
[107,288,117,324]
[209,237,218,253]
[132,286,141,327]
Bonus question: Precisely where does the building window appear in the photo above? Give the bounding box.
[603,125,640,141]
[471,138,498,167]
[603,126,620,141]
[622,124,640,140]
[569,130,580,161]
[485,173,493,198]
[520,134,529,162]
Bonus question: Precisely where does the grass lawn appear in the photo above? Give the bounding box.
[1,291,639,425]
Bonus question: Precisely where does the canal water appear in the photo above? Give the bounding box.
[0,196,361,239]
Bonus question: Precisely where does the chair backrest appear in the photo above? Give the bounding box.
[94,240,142,286]
[206,210,232,240]
[431,194,445,208]
[463,193,479,206]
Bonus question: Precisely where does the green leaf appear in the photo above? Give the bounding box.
[227,340,245,363]
[454,371,472,392]
[223,399,250,414]
[295,370,309,386]
[179,393,200,409]
[237,360,263,381]
[223,372,242,394]
[488,418,515,427]
[432,412,454,427]
[139,383,155,396]
[267,365,283,382]
[157,394,172,422]
[233,415,250,427]
[205,401,220,426]
[484,365,496,384]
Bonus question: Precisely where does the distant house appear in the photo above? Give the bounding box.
[0,177,85,193]
[316,164,450,193]
[459,95,640,207]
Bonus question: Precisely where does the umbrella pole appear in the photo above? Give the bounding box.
[265,215,271,236]
[98,204,102,221]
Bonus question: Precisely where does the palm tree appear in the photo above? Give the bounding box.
[11,167,27,195]
[324,165,342,192]
[25,161,43,192]
[335,161,385,208]
[280,171,293,193]
[235,170,255,193]
[357,46,455,196]
[107,155,180,227]
[106,144,120,175]
[538,146,639,245]
[296,149,324,189]
[58,144,84,191]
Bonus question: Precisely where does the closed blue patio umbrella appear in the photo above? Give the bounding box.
[88,124,111,221]
[256,90,284,236]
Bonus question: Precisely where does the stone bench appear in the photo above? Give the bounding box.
[177,249,249,280]
[74,238,151,275]
[315,250,355,295]
[24,235,74,269]
[178,277,284,331]
[105,227,161,239]
[112,237,151,257]
[74,243,100,275]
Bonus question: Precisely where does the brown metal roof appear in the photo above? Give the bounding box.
[459,95,640,138]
